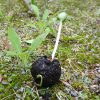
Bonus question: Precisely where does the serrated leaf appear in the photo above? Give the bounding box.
[31,4,40,18]
[8,27,22,53]
[29,27,50,51]
[42,9,49,21]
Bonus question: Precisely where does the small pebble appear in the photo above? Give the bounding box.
[70,90,78,97]
[2,81,9,85]
[96,68,100,73]
[21,69,26,74]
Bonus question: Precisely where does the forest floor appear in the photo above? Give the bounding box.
[0,0,100,99]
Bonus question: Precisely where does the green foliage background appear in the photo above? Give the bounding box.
[0,0,100,99]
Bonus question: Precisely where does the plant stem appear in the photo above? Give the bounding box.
[52,20,62,60]
[36,74,43,87]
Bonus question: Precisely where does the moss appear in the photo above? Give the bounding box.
[0,0,100,99]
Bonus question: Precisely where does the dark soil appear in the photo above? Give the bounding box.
[31,56,61,87]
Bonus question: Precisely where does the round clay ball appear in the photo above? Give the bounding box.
[31,56,61,87]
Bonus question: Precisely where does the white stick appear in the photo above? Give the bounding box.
[52,21,62,60]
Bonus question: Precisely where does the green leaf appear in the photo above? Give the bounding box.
[95,8,100,16]
[8,27,22,53]
[31,0,35,4]
[0,10,3,17]
[31,4,40,18]
[29,27,50,52]
[42,9,49,21]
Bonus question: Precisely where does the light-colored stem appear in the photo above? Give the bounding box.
[36,74,43,87]
[52,21,62,60]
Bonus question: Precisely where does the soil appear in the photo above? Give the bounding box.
[31,56,61,87]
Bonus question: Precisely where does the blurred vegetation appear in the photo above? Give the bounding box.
[0,0,100,99]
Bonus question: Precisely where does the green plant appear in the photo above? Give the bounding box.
[26,4,51,35]
[8,27,22,53]
[27,4,58,39]
[7,27,50,67]
[6,5,52,67]
[31,4,40,19]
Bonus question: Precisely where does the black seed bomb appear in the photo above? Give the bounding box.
[31,56,61,87]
